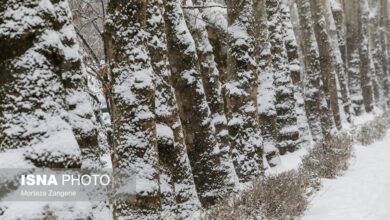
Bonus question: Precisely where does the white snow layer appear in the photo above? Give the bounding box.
[303,130,390,220]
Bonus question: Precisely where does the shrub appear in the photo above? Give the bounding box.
[204,113,390,220]
[301,134,353,179]
[353,114,390,145]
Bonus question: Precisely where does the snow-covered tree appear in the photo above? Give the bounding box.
[0,0,100,218]
[296,0,335,141]
[368,0,388,109]
[378,0,390,106]
[183,0,234,184]
[266,0,300,154]
[358,0,375,113]
[146,0,201,218]
[280,2,312,149]
[253,0,280,167]
[104,0,160,218]
[344,0,365,115]
[321,0,352,123]
[0,0,98,168]
[310,0,343,129]
[225,0,263,179]
[163,0,238,206]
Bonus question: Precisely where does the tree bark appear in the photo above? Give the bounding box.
[296,0,335,142]
[253,0,280,167]
[163,0,238,207]
[146,0,201,218]
[311,0,343,129]
[105,1,161,218]
[266,0,300,154]
[225,0,264,179]
[358,0,375,113]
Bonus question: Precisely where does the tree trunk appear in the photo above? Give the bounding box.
[146,0,201,218]
[253,0,280,167]
[379,0,390,106]
[266,0,300,154]
[163,0,238,207]
[358,0,375,113]
[344,0,365,115]
[311,0,343,129]
[0,0,97,168]
[105,1,161,218]
[183,0,236,183]
[296,0,335,142]
[225,0,263,179]
[281,2,312,149]
[322,0,352,123]
[369,0,388,110]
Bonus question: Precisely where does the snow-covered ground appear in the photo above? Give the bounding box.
[303,130,390,220]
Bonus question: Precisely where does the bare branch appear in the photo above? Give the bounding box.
[74,26,100,64]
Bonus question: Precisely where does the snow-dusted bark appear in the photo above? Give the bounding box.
[253,0,280,167]
[331,0,347,65]
[321,0,352,123]
[163,0,238,206]
[183,0,235,182]
[0,0,99,168]
[266,0,299,154]
[146,0,201,218]
[280,3,312,149]
[225,0,263,180]
[0,0,99,218]
[296,0,335,142]
[310,0,343,129]
[359,0,375,113]
[344,0,365,115]
[201,2,229,83]
[104,1,160,218]
[369,0,388,109]
[379,0,390,106]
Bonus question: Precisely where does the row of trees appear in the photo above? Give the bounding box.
[0,0,389,219]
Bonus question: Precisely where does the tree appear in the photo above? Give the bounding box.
[281,2,312,149]
[321,0,352,123]
[344,0,365,115]
[0,0,98,168]
[253,0,280,167]
[266,0,300,154]
[358,0,375,113]
[311,0,343,129]
[183,0,235,183]
[163,0,238,206]
[146,0,201,218]
[104,1,160,218]
[368,0,388,109]
[378,0,390,106]
[0,0,99,218]
[296,0,335,142]
[225,0,263,179]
